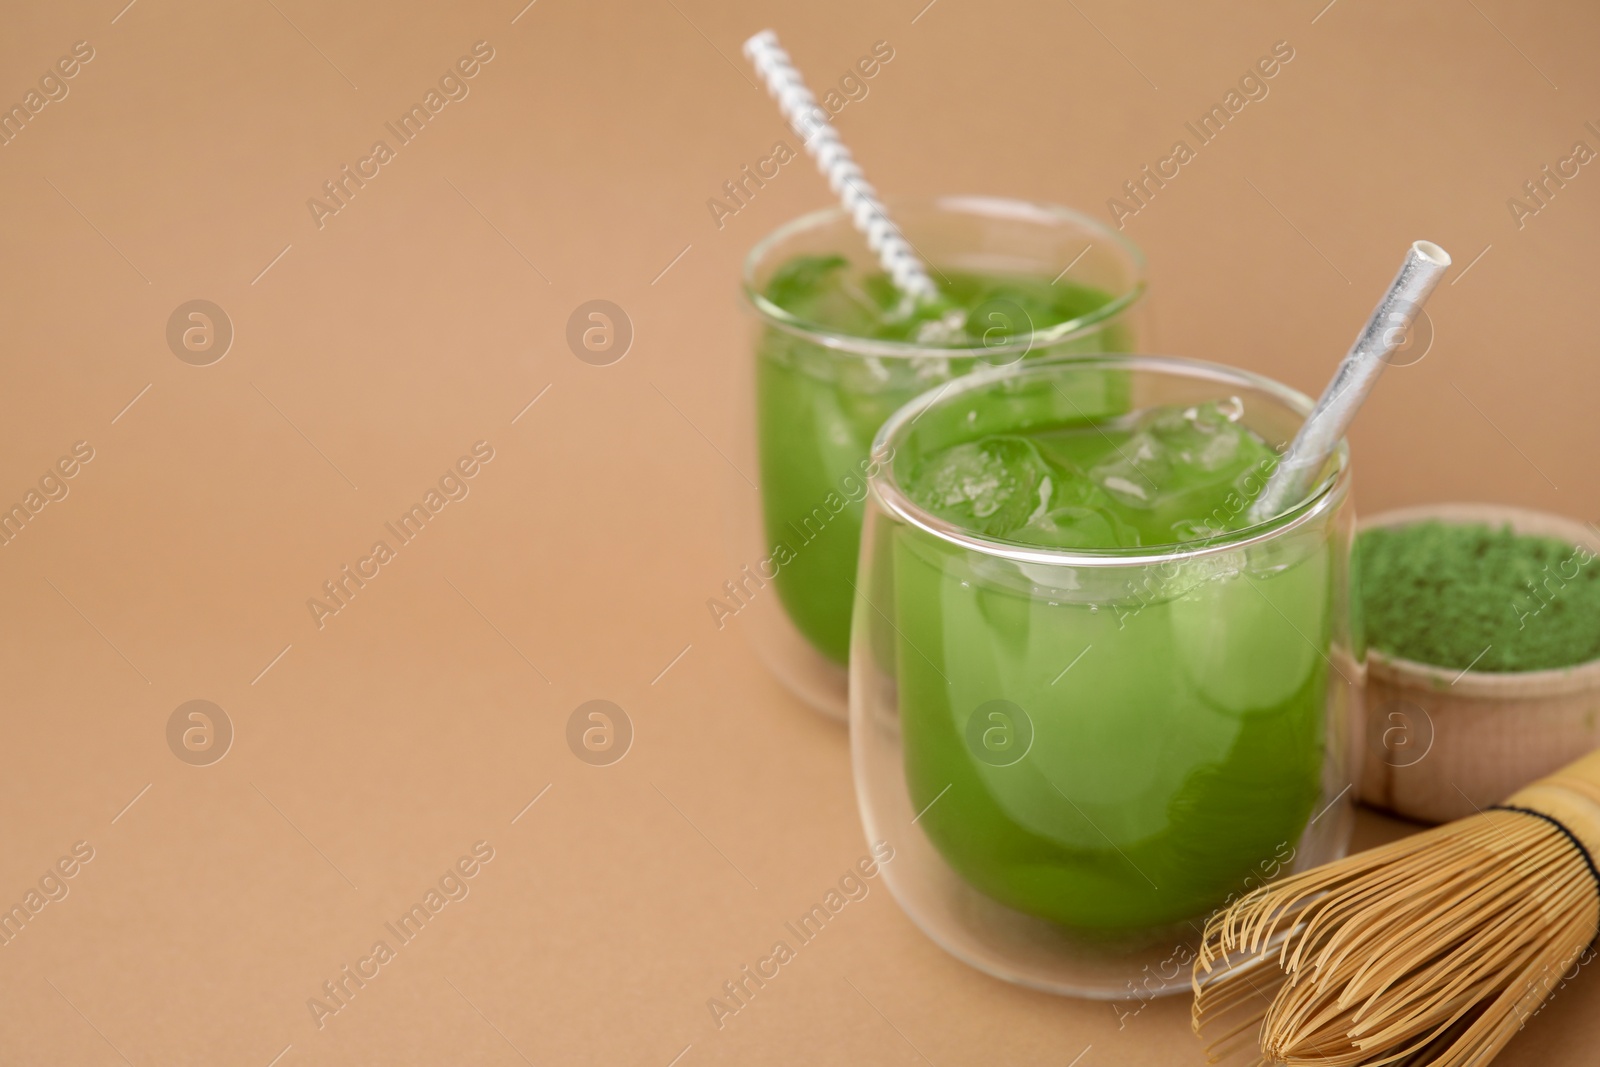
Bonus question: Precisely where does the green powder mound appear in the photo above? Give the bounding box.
[1358,520,1600,672]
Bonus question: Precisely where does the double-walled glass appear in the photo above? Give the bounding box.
[734,197,1147,718]
[850,356,1360,997]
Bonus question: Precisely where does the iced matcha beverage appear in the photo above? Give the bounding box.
[866,364,1348,934]
[757,256,1134,665]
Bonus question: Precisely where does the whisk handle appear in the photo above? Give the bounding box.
[1505,748,1600,872]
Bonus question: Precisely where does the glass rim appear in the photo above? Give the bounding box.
[740,195,1148,360]
[869,354,1352,568]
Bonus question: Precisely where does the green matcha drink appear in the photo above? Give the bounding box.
[742,199,1146,716]
[851,357,1356,987]
[758,259,1133,664]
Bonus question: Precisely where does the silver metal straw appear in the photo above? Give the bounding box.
[1249,241,1452,523]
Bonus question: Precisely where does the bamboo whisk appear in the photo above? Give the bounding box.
[1193,749,1600,1066]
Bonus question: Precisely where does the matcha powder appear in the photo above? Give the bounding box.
[1358,520,1600,672]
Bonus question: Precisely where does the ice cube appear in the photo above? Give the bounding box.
[1093,399,1258,510]
[962,282,1055,345]
[1169,517,1230,543]
[1020,505,1143,549]
[905,436,1060,537]
[763,254,885,337]
[1148,400,1248,473]
[1091,440,1167,510]
[913,309,970,345]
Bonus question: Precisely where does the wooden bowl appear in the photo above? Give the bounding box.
[1357,504,1600,824]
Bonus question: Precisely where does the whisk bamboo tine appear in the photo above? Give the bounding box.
[1193,750,1600,1066]
[1336,873,1553,1009]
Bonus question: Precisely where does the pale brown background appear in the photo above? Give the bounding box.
[1,0,1596,1064]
